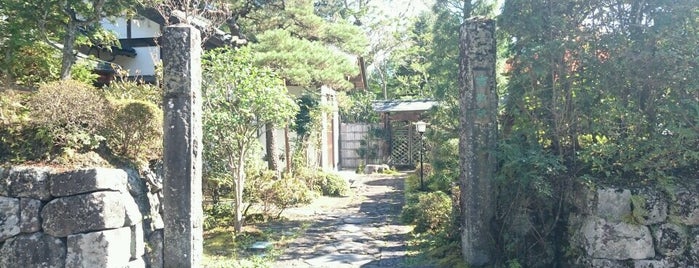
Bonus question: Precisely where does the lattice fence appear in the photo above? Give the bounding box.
[390,121,430,167]
[391,127,410,165]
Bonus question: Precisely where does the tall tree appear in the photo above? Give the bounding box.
[233,0,368,171]
[243,0,368,90]
[1,0,141,80]
[369,13,435,99]
[497,0,699,265]
[202,47,298,232]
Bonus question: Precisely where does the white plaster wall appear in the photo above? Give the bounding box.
[111,47,160,77]
[129,16,161,38]
[101,16,160,39]
[101,17,128,37]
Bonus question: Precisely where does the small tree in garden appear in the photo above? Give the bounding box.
[202,47,298,233]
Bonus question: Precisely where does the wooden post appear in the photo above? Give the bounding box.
[458,17,497,267]
[161,24,203,268]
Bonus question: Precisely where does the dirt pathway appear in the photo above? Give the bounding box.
[269,171,412,268]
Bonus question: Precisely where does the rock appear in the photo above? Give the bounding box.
[143,166,163,193]
[66,227,132,268]
[133,193,159,234]
[128,169,163,232]
[688,227,699,264]
[364,164,390,174]
[147,191,164,230]
[41,191,129,237]
[2,166,52,200]
[249,241,273,250]
[0,196,20,241]
[124,193,143,226]
[634,259,670,268]
[126,257,147,268]
[19,198,41,233]
[145,230,163,268]
[591,259,631,268]
[635,256,689,268]
[0,167,5,194]
[338,224,362,233]
[50,168,127,197]
[343,217,370,224]
[305,253,374,267]
[569,182,597,216]
[653,223,687,257]
[0,232,65,267]
[581,216,655,260]
[125,168,148,197]
[671,188,699,226]
[631,188,668,225]
[597,188,631,222]
[131,223,146,259]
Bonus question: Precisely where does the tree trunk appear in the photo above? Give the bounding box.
[60,22,78,80]
[285,124,291,172]
[266,123,278,171]
[234,146,246,233]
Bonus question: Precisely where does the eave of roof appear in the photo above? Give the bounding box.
[136,7,245,48]
[372,99,438,113]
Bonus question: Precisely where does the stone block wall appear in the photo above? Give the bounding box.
[0,166,164,268]
[571,186,699,267]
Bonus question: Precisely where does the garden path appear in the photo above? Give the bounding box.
[269,171,413,268]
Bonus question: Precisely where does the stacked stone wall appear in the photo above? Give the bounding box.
[571,186,699,267]
[0,166,164,268]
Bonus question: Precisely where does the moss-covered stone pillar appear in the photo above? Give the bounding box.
[458,17,497,267]
[161,24,203,268]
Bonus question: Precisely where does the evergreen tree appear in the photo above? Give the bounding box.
[496,0,699,265]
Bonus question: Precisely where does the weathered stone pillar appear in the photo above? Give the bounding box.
[162,24,203,268]
[458,18,497,267]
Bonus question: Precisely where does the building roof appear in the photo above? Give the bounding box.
[137,8,245,48]
[372,99,438,113]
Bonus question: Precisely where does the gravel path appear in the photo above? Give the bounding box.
[270,171,412,268]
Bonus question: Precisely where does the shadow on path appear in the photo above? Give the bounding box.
[269,171,413,268]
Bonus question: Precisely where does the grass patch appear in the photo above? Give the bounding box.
[202,221,308,268]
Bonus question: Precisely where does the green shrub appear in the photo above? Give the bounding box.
[318,172,349,196]
[70,61,99,84]
[245,170,316,219]
[415,162,433,179]
[0,90,51,162]
[106,99,163,163]
[403,173,422,193]
[1,43,60,88]
[102,79,162,105]
[428,173,455,193]
[204,202,235,230]
[244,170,280,218]
[295,168,349,197]
[270,174,316,212]
[356,161,365,174]
[28,80,110,153]
[401,191,452,233]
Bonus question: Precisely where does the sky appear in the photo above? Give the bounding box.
[369,0,434,19]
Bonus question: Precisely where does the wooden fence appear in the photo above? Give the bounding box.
[339,123,382,169]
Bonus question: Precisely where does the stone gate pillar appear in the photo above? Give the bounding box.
[162,24,203,268]
[458,18,497,267]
